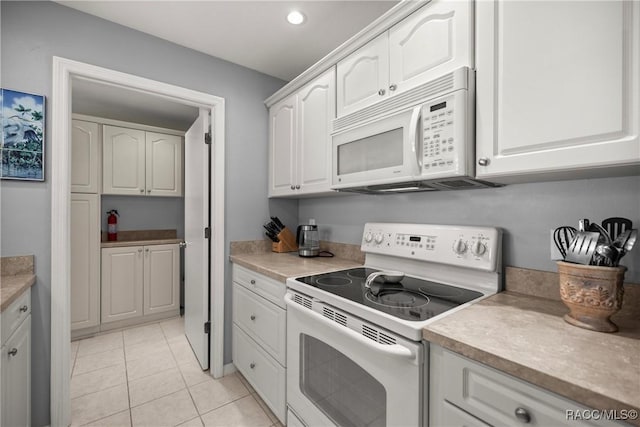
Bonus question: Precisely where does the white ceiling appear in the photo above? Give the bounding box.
[63,0,398,129]
[56,0,399,81]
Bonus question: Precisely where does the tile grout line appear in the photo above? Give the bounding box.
[122,331,134,427]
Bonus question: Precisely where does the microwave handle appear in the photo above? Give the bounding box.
[409,105,422,170]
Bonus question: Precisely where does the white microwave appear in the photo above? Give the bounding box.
[331,67,498,193]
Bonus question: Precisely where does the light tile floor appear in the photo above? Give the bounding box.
[70,317,283,427]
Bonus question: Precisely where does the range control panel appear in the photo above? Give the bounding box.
[362,222,501,272]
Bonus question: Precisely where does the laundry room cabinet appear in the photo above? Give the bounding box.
[71,120,100,193]
[103,125,183,197]
[269,68,335,197]
[475,0,640,183]
[336,0,473,117]
[101,243,180,325]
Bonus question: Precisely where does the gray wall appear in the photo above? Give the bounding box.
[300,175,640,282]
[0,2,286,425]
[101,196,185,238]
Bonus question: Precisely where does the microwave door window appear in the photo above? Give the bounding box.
[338,128,403,175]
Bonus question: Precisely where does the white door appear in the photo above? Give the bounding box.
[336,32,389,117]
[143,244,180,316]
[145,132,183,197]
[70,193,100,331]
[184,109,210,370]
[475,0,639,181]
[297,69,335,195]
[101,246,144,323]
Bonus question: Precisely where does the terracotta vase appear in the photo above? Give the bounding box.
[557,261,626,332]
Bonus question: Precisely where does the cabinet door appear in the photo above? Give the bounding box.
[337,33,389,117]
[101,246,144,323]
[476,1,640,182]
[103,125,146,195]
[269,94,297,197]
[143,244,180,316]
[145,132,183,197]
[389,0,473,95]
[71,120,100,193]
[70,193,100,331]
[1,316,31,427]
[297,69,336,195]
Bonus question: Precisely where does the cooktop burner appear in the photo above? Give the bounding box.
[296,268,483,321]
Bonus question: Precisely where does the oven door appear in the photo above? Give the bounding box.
[285,292,425,427]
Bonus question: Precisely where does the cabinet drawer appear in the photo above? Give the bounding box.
[232,283,286,365]
[435,346,618,427]
[233,325,285,423]
[232,264,286,308]
[1,288,31,345]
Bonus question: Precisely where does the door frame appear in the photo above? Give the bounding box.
[50,56,226,427]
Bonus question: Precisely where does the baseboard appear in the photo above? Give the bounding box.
[223,363,237,376]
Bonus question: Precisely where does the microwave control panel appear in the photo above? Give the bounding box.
[420,90,467,177]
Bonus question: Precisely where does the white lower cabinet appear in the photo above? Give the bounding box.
[430,344,619,427]
[1,289,31,427]
[102,243,179,325]
[231,264,286,424]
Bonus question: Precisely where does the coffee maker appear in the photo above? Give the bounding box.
[296,220,320,257]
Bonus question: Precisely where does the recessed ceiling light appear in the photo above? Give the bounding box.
[287,11,306,25]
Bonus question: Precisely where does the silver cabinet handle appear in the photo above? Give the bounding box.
[8,348,18,357]
[19,305,28,313]
[295,185,300,189]
[250,315,256,321]
[179,242,187,248]
[140,189,144,193]
[147,189,151,193]
[514,407,531,423]
[145,248,149,253]
[378,89,386,96]
[478,157,490,166]
[290,185,295,190]
[250,279,256,285]
[389,84,397,91]
[138,249,143,253]
[249,362,256,369]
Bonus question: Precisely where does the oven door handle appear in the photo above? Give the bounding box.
[285,294,418,363]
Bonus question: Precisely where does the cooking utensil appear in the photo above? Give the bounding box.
[595,244,617,266]
[602,217,632,241]
[624,229,637,252]
[565,231,599,265]
[270,216,284,232]
[588,223,612,245]
[578,218,590,232]
[364,270,405,296]
[553,226,576,259]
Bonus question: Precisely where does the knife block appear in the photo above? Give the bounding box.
[272,227,298,253]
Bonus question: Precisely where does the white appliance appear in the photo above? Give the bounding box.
[286,222,502,427]
[331,67,499,193]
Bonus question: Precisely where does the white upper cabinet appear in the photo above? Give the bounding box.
[103,125,146,195]
[103,125,183,196]
[71,120,100,193]
[269,68,336,197]
[297,70,336,194]
[476,1,640,182]
[337,0,473,117]
[269,94,296,197]
[337,34,389,117]
[145,132,183,197]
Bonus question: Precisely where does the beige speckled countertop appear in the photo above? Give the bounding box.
[1,255,36,312]
[230,252,362,283]
[423,290,640,422]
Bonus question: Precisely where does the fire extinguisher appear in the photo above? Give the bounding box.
[107,210,119,241]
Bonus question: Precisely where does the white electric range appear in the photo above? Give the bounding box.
[285,222,502,427]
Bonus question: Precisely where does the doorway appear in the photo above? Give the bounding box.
[51,57,226,427]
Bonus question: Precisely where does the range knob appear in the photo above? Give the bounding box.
[453,239,467,255]
[364,232,373,243]
[374,233,384,244]
[471,241,487,256]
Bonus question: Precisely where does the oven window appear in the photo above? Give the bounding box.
[337,128,403,175]
[300,335,386,427]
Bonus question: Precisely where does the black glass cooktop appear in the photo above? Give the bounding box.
[295,268,483,321]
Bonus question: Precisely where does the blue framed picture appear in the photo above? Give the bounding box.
[1,88,45,181]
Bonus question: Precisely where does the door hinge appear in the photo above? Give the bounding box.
[204,132,212,145]
[204,321,211,334]
[204,227,211,239]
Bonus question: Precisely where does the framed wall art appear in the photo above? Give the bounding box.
[1,88,45,181]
